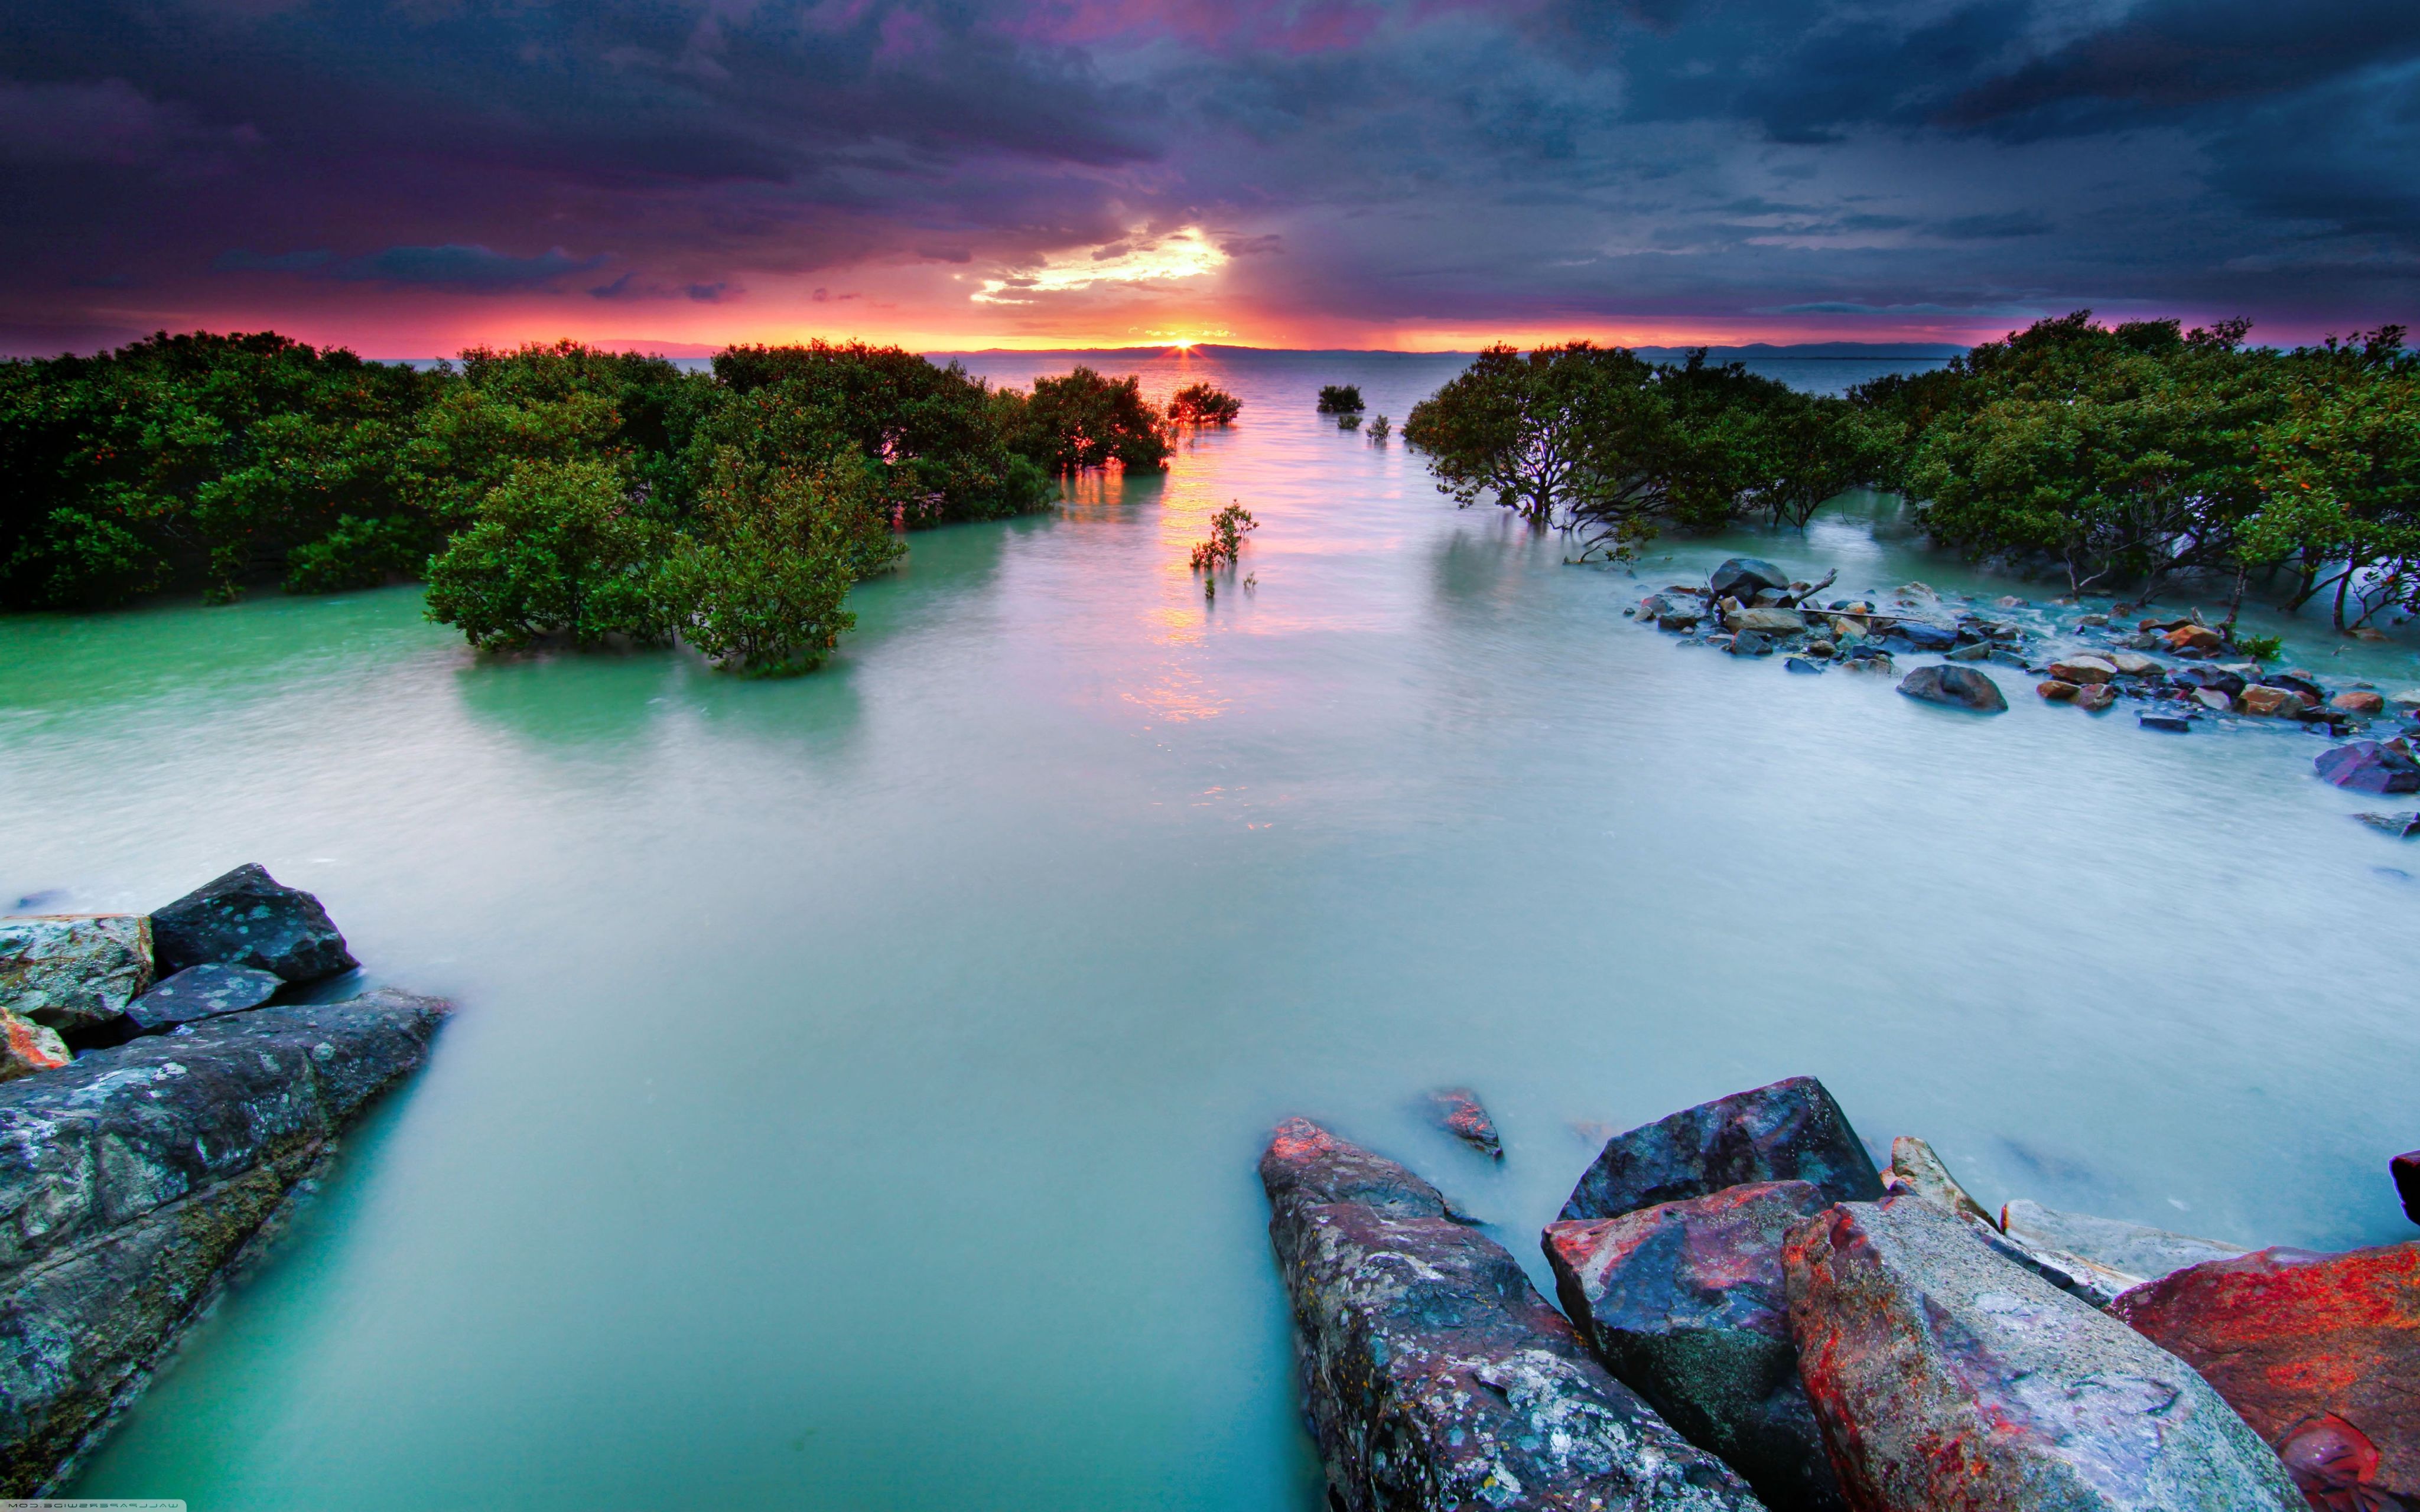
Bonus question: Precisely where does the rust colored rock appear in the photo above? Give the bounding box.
[2112,1241,2420,1509]
[1546,1181,1845,1510]
[1785,1196,2302,1511]
[1426,1086,1502,1159]
[2038,679,2080,701]
[1260,1118,1761,1511]
[2049,656,2117,684]
[2075,684,2118,712]
[1561,1076,1884,1223]
[2240,684,2312,717]
[2334,690,2388,715]
[0,1013,69,1082]
[2167,623,2225,652]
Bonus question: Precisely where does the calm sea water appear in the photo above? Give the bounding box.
[6,349,2415,1511]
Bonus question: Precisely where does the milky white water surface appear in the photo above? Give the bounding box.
[5,350,2415,1510]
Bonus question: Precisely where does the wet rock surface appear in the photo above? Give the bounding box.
[1785,1197,2304,1511]
[149,864,357,984]
[1546,1181,1844,1511]
[1560,1076,1883,1224]
[1896,663,2007,712]
[123,963,286,1034]
[2113,1241,2420,1511]
[1709,558,1788,601]
[1426,1087,1503,1159]
[1999,1200,2247,1285]
[1260,1117,1762,1511]
[1882,1136,1992,1227]
[2315,741,2420,793]
[0,917,154,1034]
[0,989,452,1496]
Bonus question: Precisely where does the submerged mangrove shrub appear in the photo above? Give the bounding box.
[1316,384,1364,413]
[1002,367,1172,472]
[1169,383,1242,425]
[422,457,669,651]
[658,446,904,676]
[1189,503,1258,573]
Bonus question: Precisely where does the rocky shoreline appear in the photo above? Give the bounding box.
[1263,1078,2419,1510]
[0,866,451,1496]
[1631,556,2420,806]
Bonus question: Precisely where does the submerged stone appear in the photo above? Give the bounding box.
[2000,1200,2247,1285]
[1426,1086,1502,1159]
[0,989,452,1496]
[0,916,154,1034]
[1895,664,2007,713]
[1259,1118,1761,1512]
[1785,1197,2304,1511]
[1560,1076,1883,1223]
[150,864,357,984]
[2139,712,2193,732]
[1546,1180,1846,1511]
[1709,558,1788,601]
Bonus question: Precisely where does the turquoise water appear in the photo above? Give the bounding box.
[4,350,2416,1510]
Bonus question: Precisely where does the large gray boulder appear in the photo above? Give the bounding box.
[1896,664,2008,713]
[149,864,357,985]
[1783,1196,2302,1511]
[1561,1077,1884,1223]
[1546,1181,1845,1510]
[0,917,154,1034]
[2001,1201,2248,1287]
[0,989,450,1495]
[1260,1117,1764,1511]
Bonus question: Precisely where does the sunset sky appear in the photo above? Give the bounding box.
[5,0,2416,357]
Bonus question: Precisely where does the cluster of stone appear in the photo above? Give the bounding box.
[1261,1075,2419,1510]
[1626,558,2420,757]
[0,865,450,1496]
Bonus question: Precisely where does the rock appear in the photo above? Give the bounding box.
[1546,1181,1846,1510]
[2192,688,2233,712]
[2354,812,2420,838]
[1896,664,2008,713]
[1728,631,1774,657]
[2354,625,2391,643]
[1660,607,1706,632]
[1829,617,1865,641]
[2392,689,2420,711]
[2049,656,2118,684]
[1891,622,1959,652]
[2265,672,2327,703]
[1784,657,1823,675]
[2238,685,2310,716]
[2333,690,2387,714]
[2315,741,2420,793]
[2075,684,2118,712]
[1806,640,1834,658]
[2167,623,2225,653]
[2171,666,2246,697]
[0,989,451,1496]
[1946,641,1993,662]
[2395,1152,2418,1224]
[1561,1076,1883,1223]
[1883,1136,1992,1227]
[1995,595,2026,608]
[1841,653,1895,674]
[1259,1119,1762,1512]
[0,1014,70,1083]
[1643,594,1706,631]
[2074,613,2110,628]
[1709,557,1790,601]
[2139,712,2193,732]
[1427,1087,1502,1159]
[2113,1241,2420,1510]
[1785,1196,2305,1512]
[123,963,285,1033]
[1751,589,1788,607]
[2038,680,2080,702]
[2002,1200,2247,1284]
[0,916,154,1034]
[149,864,357,984]
[1726,607,1807,637]
[2109,651,2161,676]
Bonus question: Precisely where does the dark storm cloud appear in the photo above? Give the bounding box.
[1,0,2415,346]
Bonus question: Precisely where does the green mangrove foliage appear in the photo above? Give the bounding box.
[1316,384,1364,414]
[1403,342,1885,559]
[1860,313,2420,627]
[1,331,1179,666]
[1168,382,1242,425]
